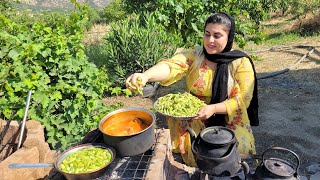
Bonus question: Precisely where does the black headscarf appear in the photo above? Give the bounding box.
[204,13,259,126]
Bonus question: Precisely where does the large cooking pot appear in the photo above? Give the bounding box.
[99,107,156,156]
[9,143,116,180]
[252,147,300,180]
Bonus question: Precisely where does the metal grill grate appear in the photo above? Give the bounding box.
[101,149,153,180]
[93,130,161,180]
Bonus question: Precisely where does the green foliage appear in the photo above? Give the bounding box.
[263,0,320,17]
[123,0,269,48]
[2,0,98,30]
[0,0,13,12]
[123,0,157,13]
[97,0,128,24]
[88,13,182,86]
[0,3,122,150]
[84,6,101,29]
[266,33,306,45]
[288,0,320,17]
[249,53,262,62]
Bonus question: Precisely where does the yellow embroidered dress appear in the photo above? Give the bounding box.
[158,47,256,167]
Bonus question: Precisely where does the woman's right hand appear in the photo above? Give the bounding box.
[125,73,148,91]
[196,104,216,120]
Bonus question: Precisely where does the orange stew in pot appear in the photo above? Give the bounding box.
[102,117,150,136]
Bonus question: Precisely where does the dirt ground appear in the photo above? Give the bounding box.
[252,45,320,171]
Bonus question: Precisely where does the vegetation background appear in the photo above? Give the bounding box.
[1,0,320,175]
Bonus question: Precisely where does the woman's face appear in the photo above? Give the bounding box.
[203,23,229,54]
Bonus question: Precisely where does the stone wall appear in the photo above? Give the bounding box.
[0,119,55,180]
[0,120,20,161]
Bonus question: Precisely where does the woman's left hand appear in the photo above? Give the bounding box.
[195,104,216,120]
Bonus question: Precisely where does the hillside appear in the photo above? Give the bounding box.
[14,0,111,9]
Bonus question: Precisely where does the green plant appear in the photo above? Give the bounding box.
[89,13,182,87]
[157,0,271,47]
[123,0,157,14]
[0,2,122,150]
[0,0,13,13]
[266,33,303,45]
[97,0,128,24]
[249,53,262,62]
[123,0,270,48]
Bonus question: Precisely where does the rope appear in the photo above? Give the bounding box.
[250,45,320,53]
[256,46,316,80]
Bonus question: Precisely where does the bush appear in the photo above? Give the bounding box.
[97,0,127,24]
[0,3,122,150]
[123,0,271,47]
[88,13,182,86]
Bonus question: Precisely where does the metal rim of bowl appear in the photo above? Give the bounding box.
[153,100,197,120]
[55,143,116,175]
[98,107,156,137]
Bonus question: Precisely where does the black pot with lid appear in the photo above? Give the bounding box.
[188,126,236,158]
[187,126,249,177]
[253,146,300,180]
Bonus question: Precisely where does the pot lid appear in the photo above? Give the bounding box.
[264,158,295,177]
[200,127,235,145]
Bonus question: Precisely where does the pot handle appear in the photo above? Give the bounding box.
[8,163,54,169]
[186,127,196,144]
[262,146,300,172]
[240,160,250,175]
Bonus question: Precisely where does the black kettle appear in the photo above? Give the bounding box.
[253,147,300,180]
[187,126,249,177]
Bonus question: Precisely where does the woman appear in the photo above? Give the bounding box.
[126,13,258,167]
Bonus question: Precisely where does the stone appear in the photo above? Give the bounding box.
[23,120,45,148]
[0,145,15,162]
[310,172,320,180]
[145,129,170,180]
[23,120,49,163]
[0,120,55,180]
[150,129,197,180]
[0,120,20,145]
[306,163,320,174]
[0,147,42,180]
[299,176,308,180]
[0,120,20,161]
[35,147,55,178]
[23,120,54,177]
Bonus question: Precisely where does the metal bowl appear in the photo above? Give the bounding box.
[55,143,116,180]
[153,100,197,121]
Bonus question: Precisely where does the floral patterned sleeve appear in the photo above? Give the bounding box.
[223,57,255,125]
[158,48,196,86]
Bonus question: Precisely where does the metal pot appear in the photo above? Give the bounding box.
[9,143,116,180]
[187,127,249,177]
[253,147,300,180]
[99,107,156,156]
[187,126,236,158]
[193,142,250,176]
